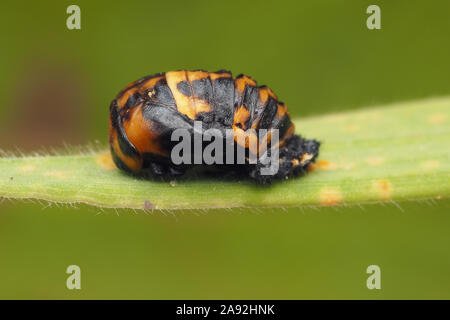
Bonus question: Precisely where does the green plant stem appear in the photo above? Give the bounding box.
[1,97,449,210]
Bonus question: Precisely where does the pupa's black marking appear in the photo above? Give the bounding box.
[176,81,192,97]
[150,79,177,107]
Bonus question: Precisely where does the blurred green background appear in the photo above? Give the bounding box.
[0,0,449,299]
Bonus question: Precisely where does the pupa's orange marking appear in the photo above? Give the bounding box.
[233,106,250,129]
[166,70,196,119]
[187,71,211,115]
[116,86,138,109]
[166,70,211,118]
[116,79,140,102]
[258,86,277,104]
[300,153,314,165]
[232,126,258,150]
[192,100,211,116]
[209,71,232,82]
[235,75,256,94]
[276,103,288,119]
[122,106,168,157]
[111,130,142,172]
[139,75,164,93]
[187,70,209,81]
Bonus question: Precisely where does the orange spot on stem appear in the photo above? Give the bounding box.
[372,179,392,199]
[366,157,385,166]
[96,153,116,170]
[45,170,68,179]
[20,165,36,172]
[421,160,440,169]
[320,188,342,206]
[314,160,337,171]
[428,113,445,125]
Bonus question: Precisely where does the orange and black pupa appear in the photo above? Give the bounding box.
[109,70,320,183]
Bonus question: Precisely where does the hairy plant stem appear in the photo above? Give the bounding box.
[0,97,449,210]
